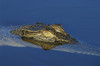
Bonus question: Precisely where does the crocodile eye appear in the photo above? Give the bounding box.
[57,26,61,29]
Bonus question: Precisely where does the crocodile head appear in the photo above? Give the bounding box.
[11,23,78,44]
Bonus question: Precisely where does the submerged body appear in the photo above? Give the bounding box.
[11,22,78,44]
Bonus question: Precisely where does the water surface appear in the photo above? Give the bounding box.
[0,0,100,66]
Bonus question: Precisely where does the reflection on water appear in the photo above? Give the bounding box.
[0,25,100,56]
[21,37,64,50]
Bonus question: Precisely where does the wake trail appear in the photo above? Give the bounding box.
[0,25,100,56]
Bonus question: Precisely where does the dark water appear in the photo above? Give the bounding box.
[0,0,100,66]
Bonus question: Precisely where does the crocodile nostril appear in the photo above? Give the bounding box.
[68,38,78,44]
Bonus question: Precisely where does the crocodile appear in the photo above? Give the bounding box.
[11,22,78,44]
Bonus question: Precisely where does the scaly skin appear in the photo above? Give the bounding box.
[11,22,78,44]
